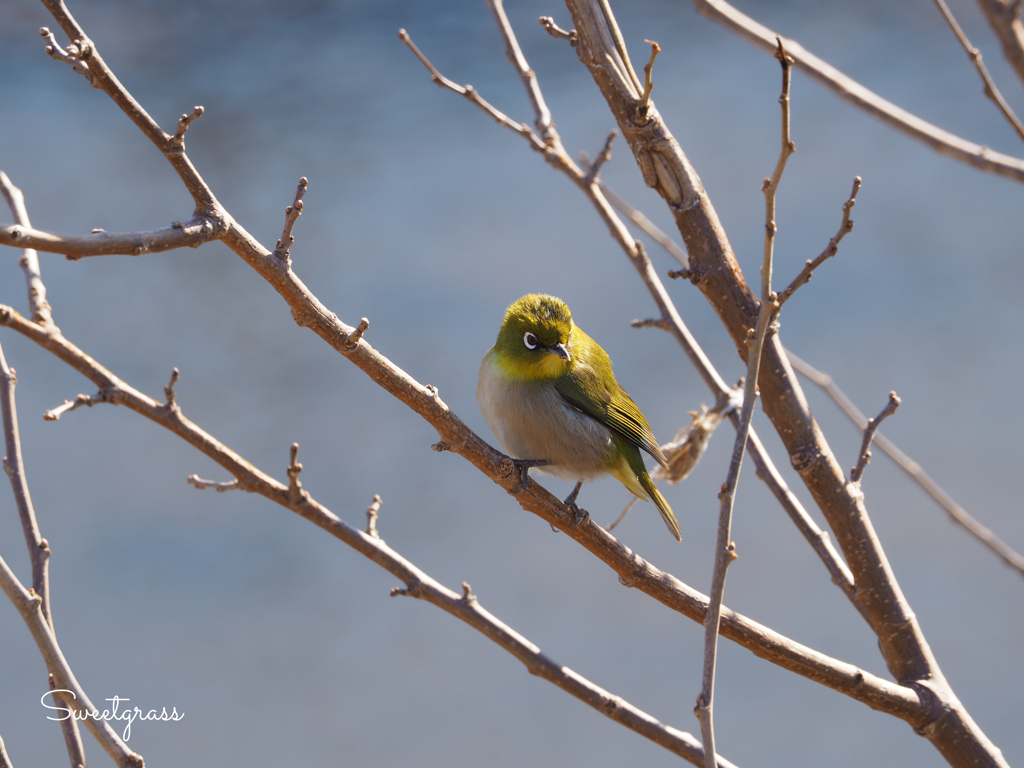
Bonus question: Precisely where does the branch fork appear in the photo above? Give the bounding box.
[850,391,901,484]
[40,27,94,84]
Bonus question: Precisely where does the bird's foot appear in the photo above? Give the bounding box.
[508,458,551,494]
[563,481,590,530]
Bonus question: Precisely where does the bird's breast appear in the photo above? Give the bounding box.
[477,353,615,482]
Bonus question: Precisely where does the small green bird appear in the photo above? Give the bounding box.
[477,294,681,541]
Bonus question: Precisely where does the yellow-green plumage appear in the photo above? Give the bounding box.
[477,294,681,542]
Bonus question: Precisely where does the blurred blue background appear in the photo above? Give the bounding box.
[1,0,1022,766]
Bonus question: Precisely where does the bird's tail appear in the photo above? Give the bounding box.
[639,470,682,542]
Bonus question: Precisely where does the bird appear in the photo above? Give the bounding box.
[477,293,681,541]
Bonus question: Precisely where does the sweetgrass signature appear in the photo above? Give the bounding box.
[41,690,183,740]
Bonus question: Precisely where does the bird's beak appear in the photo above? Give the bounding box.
[550,342,571,361]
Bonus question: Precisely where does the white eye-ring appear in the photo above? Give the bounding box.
[523,332,538,350]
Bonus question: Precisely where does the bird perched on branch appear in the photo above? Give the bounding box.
[477,294,681,541]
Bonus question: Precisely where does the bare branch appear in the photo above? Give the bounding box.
[638,39,661,118]
[486,0,556,142]
[0,550,142,767]
[169,105,204,148]
[583,131,617,185]
[0,345,52,627]
[365,494,382,539]
[788,349,1024,578]
[187,475,240,492]
[0,216,222,259]
[0,732,11,768]
[562,2,1005,762]
[0,343,133,766]
[38,4,223,209]
[287,442,305,503]
[43,391,106,421]
[4,313,739,767]
[697,40,789,765]
[0,172,57,330]
[538,16,577,45]
[976,0,1024,86]
[591,177,689,265]
[22,3,988,757]
[692,0,1024,183]
[345,317,369,349]
[274,177,308,260]
[630,316,668,330]
[406,11,862,622]
[0,344,88,766]
[160,370,179,412]
[399,29,548,155]
[39,26,93,83]
[777,176,861,308]
[851,392,901,483]
[0,305,926,725]
[933,0,1024,142]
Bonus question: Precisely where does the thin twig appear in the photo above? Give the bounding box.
[692,0,1024,183]
[538,16,577,45]
[787,349,1024,577]
[850,392,900,483]
[365,494,382,539]
[0,342,88,766]
[38,6,223,209]
[638,40,661,118]
[345,317,369,349]
[933,0,1024,142]
[777,177,860,307]
[43,391,105,421]
[187,475,240,492]
[0,548,142,767]
[274,177,308,260]
[487,0,556,142]
[0,172,57,330]
[398,29,548,156]
[583,131,617,185]
[39,26,93,82]
[287,442,305,502]
[169,105,204,148]
[0,216,222,259]
[164,367,180,408]
[696,39,790,767]
[590,175,689,266]
[630,316,668,330]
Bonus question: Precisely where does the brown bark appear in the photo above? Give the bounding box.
[562,1,1008,765]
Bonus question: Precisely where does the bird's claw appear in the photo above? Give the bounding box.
[507,457,551,494]
[566,501,590,529]
[562,480,589,529]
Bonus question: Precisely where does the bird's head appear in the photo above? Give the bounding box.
[492,294,575,381]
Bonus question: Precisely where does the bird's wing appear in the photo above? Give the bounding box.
[555,367,669,468]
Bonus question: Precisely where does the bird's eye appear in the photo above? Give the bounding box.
[523,332,538,350]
